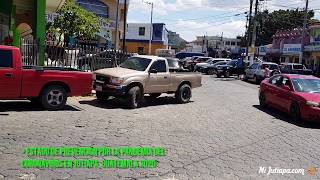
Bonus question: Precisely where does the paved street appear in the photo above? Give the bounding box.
[0,75,320,180]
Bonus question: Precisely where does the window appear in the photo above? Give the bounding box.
[0,50,13,68]
[269,75,282,86]
[293,64,303,69]
[285,65,292,70]
[150,60,167,72]
[137,47,144,55]
[236,42,241,46]
[294,58,299,63]
[225,41,230,45]
[139,27,145,36]
[119,57,151,71]
[231,41,236,46]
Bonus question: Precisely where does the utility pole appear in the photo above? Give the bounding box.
[122,0,127,52]
[144,1,154,55]
[249,0,259,65]
[299,0,309,64]
[246,0,254,60]
[114,0,120,66]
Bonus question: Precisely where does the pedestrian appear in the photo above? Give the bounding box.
[263,64,271,78]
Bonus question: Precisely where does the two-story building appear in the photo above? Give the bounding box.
[124,23,169,55]
[76,0,129,49]
[271,28,310,64]
[304,23,320,72]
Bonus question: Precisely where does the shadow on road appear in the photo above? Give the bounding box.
[253,105,320,129]
[79,96,193,109]
[0,101,81,112]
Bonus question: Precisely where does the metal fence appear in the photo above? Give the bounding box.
[20,39,39,66]
[20,39,130,71]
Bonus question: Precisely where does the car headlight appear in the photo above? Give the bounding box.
[306,101,320,107]
[110,77,124,85]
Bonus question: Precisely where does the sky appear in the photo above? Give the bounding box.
[127,0,320,42]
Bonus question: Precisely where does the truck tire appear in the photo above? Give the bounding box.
[149,93,161,99]
[41,85,67,110]
[175,84,192,104]
[96,91,109,102]
[127,86,142,109]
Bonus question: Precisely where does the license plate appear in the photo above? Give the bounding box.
[96,85,103,91]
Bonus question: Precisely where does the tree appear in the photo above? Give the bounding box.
[50,0,100,39]
[244,9,315,46]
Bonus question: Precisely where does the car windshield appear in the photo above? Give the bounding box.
[120,57,152,71]
[167,59,179,68]
[213,61,226,66]
[293,64,304,69]
[205,59,212,63]
[291,78,320,93]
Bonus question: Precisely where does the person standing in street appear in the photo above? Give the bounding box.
[264,64,271,78]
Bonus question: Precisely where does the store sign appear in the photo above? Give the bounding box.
[258,46,269,56]
[304,45,320,52]
[282,44,301,55]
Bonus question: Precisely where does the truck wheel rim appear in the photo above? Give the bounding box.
[182,87,191,100]
[47,90,63,106]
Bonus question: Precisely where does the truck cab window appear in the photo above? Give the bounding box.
[0,50,13,68]
[151,60,166,72]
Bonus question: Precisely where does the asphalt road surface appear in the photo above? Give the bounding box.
[0,75,320,180]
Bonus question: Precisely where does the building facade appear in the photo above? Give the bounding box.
[304,23,320,73]
[125,23,169,55]
[270,28,309,64]
[75,0,129,49]
[187,36,241,57]
[168,31,186,52]
[0,0,65,64]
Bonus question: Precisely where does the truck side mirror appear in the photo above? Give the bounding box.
[149,69,158,74]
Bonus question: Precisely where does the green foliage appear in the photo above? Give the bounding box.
[51,0,100,39]
[245,9,315,46]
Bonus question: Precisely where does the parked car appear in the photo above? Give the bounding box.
[244,62,280,84]
[201,61,229,75]
[183,56,205,71]
[93,55,202,109]
[175,52,204,60]
[259,74,320,122]
[280,63,313,75]
[0,45,93,110]
[165,57,188,72]
[215,60,245,78]
[196,58,231,73]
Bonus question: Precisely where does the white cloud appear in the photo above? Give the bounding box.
[169,19,246,41]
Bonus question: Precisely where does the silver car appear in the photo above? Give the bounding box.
[244,62,280,84]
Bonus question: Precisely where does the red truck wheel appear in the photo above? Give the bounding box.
[41,85,67,110]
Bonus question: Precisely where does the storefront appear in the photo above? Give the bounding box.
[281,44,301,63]
[304,23,320,75]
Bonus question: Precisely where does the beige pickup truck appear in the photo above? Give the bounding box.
[93,55,202,108]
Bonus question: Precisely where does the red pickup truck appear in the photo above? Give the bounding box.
[0,45,93,110]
